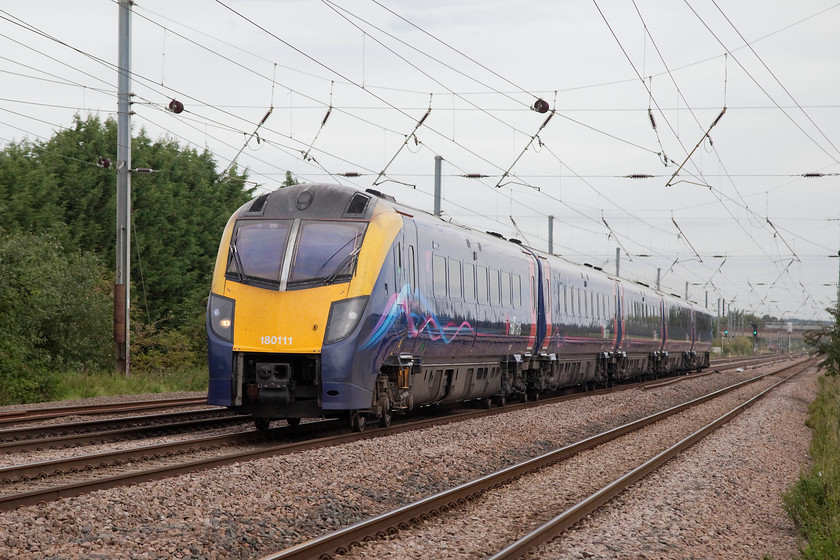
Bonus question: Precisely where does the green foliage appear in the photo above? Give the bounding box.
[0,114,256,403]
[130,315,202,373]
[720,336,756,357]
[52,367,208,400]
[283,170,299,186]
[805,305,840,376]
[0,114,253,331]
[0,229,112,404]
[783,374,840,559]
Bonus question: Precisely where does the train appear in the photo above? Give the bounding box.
[207,183,712,431]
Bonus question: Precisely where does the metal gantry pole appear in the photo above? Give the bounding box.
[433,155,442,217]
[115,0,132,376]
[615,248,620,277]
[547,215,554,255]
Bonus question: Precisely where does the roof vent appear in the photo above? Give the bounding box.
[246,193,270,214]
[345,193,370,215]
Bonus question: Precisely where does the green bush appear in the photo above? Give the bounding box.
[0,229,112,404]
[131,317,204,374]
[721,336,756,357]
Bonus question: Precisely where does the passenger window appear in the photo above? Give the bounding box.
[449,259,462,300]
[408,245,416,292]
[543,277,550,312]
[394,243,404,291]
[433,255,447,298]
[513,274,521,307]
[464,263,476,302]
[563,285,568,314]
[501,271,511,306]
[490,269,500,305]
[477,266,489,303]
[531,275,536,312]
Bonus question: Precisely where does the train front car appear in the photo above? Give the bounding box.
[207,184,402,431]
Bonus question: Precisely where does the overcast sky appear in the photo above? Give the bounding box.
[2,0,839,322]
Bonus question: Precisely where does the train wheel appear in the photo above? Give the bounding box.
[254,417,271,431]
[351,411,367,432]
[285,418,301,427]
[482,397,492,409]
[378,408,392,428]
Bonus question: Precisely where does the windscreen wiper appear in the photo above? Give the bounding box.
[324,246,362,285]
[228,234,246,282]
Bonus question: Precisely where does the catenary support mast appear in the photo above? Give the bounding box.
[115,0,132,376]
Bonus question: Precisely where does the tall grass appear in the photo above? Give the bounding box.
[50,366,208,401]
[784,374,840,559]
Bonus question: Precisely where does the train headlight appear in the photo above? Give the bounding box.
[324,296,368,345]
[208,293,235,343]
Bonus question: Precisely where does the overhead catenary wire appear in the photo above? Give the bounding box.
[708,0,840,162]
[621,0,823,311]
[681,0,840,167]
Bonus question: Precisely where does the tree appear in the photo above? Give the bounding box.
[804,304,840,376]
[283,170,299,186]
[0,113,255,376]
[0,114,253,331]
[0,229,112,403]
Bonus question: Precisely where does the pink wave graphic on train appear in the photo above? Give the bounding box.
[359,284,476,349]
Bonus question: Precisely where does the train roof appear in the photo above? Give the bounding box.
[246,183,710,311]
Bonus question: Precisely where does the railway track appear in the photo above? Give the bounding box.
[0,396,208,426]
[0,408,249,453]
[0,354,788,512]
[710,353,789,370]
[256,356,814,560]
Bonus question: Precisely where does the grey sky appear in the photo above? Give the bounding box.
[2,0,839,321]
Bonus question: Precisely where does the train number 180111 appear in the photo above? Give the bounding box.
[260,336,293,346]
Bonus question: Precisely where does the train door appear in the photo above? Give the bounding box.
[528,258,539,351]
[614,281,624,352]
[541,259,552,353]
[689,306,696,351]
[401,218,418,293]
[399,216,419,354]
[392,238,403,297]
